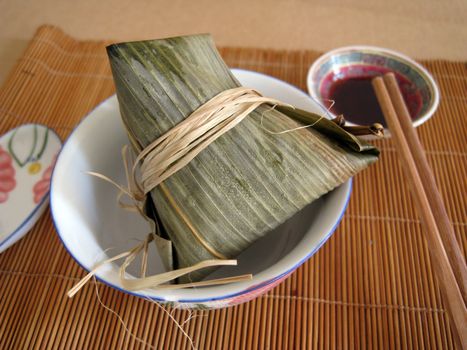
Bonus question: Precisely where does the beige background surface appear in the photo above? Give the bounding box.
[1,0,466,84]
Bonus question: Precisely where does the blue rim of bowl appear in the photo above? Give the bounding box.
[306,45,440,128]
[50,68,352,304]
[0,124,62,251]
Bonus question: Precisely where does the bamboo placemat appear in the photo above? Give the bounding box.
[0,25,465,349]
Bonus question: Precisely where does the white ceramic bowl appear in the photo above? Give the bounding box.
[307,46,440,129]
[51,69,351,309]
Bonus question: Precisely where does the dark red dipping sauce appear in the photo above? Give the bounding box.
[326,70,423,127]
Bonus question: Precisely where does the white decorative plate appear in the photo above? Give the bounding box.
[0,124,61,253]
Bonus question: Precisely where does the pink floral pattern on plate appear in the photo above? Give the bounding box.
[33,156,56,203]
[0,146,16,203]
[224,272,291,307]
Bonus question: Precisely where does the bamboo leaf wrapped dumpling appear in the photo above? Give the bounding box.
[106,34,379,282]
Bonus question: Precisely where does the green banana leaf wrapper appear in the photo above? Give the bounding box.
[107,34,379,283]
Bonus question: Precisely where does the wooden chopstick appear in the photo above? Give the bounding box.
[372,74,467,349]
[382,73,467,302]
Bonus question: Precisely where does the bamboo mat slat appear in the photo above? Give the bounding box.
[0,25,465,349]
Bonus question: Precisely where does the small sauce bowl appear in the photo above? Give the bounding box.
[307,46,439,130]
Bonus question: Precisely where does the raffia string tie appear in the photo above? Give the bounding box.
[132,87,291,196]
[68,146,252,297]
